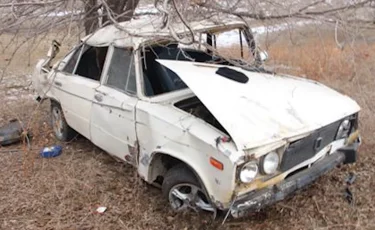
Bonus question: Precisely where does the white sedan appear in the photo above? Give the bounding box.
[32,15,361,218]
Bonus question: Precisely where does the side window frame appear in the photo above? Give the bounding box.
[60,44,85,74]
[60,44,109,83]
[125,52,137,94]
[99,45,114,84]
[101,45,138,97]
[71,45,86,75]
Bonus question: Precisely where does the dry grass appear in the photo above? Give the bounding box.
[268,38,375,81]
[0,26,375,229]
[0,31,80,75]
[266,35,375,146]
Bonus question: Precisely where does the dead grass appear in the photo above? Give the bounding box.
[268,38,375,81]
[0,31,80,75]
[266,35,375,146]
[0,26,375,229]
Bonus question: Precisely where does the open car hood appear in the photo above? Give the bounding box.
[157,60,360,150]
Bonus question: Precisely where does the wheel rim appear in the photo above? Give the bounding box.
[168,183,215,213]
[52,107,64,139]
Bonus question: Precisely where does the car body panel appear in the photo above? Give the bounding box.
[235,138,346,195]
[157,60,361,152]
[135,100,238,206]
[52,71,100,139]
[90,85,139,164]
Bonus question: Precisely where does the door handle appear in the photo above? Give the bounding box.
[94,93,103,102]
[54,81,62,87]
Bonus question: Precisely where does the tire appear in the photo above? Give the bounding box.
[162,164,214,212]
[50,102,76,142]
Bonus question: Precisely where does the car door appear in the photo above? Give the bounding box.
[90,46,138,164]
[51,44,108,139]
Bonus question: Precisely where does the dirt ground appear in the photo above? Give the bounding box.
[0,26,375,230]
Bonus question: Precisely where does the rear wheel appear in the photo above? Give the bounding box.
[162,164,215,213]
[50,102,76,141]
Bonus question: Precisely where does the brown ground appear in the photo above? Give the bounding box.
[0,25,374,230]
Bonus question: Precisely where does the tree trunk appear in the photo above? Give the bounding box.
[83,0,99,35]
[120,0,140,22]
[84,0,140,35]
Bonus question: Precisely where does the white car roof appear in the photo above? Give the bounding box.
[83,15,247,48]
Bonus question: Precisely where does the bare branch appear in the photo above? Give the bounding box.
[0,0,62,8]
[193,0,375,20]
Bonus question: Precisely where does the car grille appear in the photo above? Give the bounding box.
[280,119,342,172]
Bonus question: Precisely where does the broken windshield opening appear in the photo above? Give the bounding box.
[141,27,266,97]
[141,44,233,97]
[204,28,255,62]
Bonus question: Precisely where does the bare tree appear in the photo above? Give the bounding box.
[84,0,140,34]
[0,0,374,42]
[83,0,99,34]
[0,0,372,88]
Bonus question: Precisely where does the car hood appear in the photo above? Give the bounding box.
[157,60,360,150]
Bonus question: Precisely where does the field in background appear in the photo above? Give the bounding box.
[0,31,81,74]
[268,34,375,81]
[0,24,375,229]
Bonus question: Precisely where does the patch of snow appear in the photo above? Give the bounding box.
[41,10,82,17]
[42,4,158,18]
[216,30,241,47]
[6,88,20,96]
[135,5,158,15]
[216,21,316,47]
[4,94,33,102]
[252,20,315,35]
[5,96,18,101]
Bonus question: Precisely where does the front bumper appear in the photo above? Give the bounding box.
[230,141,359,218]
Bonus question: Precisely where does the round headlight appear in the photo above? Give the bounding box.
[337,119,351,139]
[240,162,258,183]
[261,151,280,175]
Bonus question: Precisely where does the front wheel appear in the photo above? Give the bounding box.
[162,164,215,213]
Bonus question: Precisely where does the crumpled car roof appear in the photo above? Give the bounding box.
[83,15,247,48]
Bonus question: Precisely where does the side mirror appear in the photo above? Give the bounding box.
[259,50,269,62]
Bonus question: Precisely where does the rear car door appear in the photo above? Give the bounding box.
[51,44,108,139]
[90,47,138,164]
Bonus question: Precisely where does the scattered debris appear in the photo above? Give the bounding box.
[40,145,62,158]
[344,187,354,205]
[345,172,356,185]
[0,119,29,146]
[343,172,356,205]
[96,206,107,214]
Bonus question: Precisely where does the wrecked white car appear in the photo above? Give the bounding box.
[32,16,361,218]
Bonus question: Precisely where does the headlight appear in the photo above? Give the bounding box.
[240,162,258,183]
[336,119,351,139]
[261,151,280,175]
